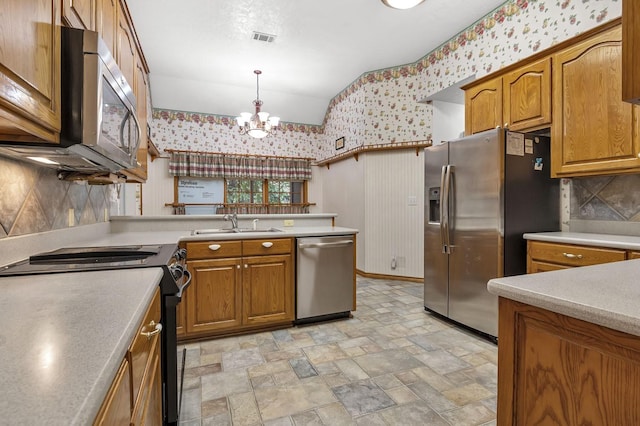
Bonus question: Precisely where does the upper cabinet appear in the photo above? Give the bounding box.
[0,0,61,143]
[464,57,551,135]
[503,57,552,132]
[62,0,94,30]
[623,0,640,104]
[96,0,118,57]
[551,25,640,177]
[464,78,503,135]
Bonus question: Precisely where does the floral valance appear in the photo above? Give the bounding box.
[168,151,312,181]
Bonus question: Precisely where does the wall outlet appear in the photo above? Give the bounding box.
[68,209,75,227]
[283,219,295,227]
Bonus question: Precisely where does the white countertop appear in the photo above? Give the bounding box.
[0,268,163,425]
[524,231,640,250]
[488,259,640,338]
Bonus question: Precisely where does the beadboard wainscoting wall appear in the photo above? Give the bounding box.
[0,157,111,239]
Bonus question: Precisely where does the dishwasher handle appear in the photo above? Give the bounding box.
[298,240,354,249]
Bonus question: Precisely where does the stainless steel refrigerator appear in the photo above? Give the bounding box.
[424,128,559,339]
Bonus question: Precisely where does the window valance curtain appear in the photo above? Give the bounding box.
[168,151,312,180]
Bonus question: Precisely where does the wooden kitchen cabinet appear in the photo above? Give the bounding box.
[497,297,640,425]
[551,25,640,177]
[623,0,640,104]
[96,0,118,58]
[502,57,552,131]
[464,57,551,135]
[62,0,94,30]
[464,77,503,135]
[0,0,61,143]
[527,240,626,273]
[95,287,162,425]
[629,251,640,260]
[182,238,294,340]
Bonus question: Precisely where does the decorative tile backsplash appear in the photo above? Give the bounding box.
[0,157,110,239]
[571,175,640,222]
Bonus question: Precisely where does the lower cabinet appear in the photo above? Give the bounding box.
[527,240,627,273]
[94,288,162,425]
[497,298,640,425]
[181,238,294,339]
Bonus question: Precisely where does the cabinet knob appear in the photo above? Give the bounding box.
[208,244,221,251]
[244,264,248,268]
[262,242,274,248]
[237,264,240,269]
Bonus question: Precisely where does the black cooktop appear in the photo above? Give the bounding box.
[0,244,177,276]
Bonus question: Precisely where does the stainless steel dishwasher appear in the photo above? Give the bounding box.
[296,235,355,323]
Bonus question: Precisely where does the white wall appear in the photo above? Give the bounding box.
[363,150,424,278]
[431,100,465,145]
[141,157,175,216]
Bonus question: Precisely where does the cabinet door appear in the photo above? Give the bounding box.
[503,57,552,131]
[62,0,94,29]
[527,260,570,274]
[117,6,136,92]
[552,26,640,177]
[96,0,118,57]
[629,251,640,260]
[186,258,243,334]
[132,337,162,426]
[465,77,503,135]
[623,0,640,103]
[242,254,294,326]
[93,359,131,425]
[0,0,60,142]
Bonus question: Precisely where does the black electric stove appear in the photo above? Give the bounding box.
[0,244,190,426]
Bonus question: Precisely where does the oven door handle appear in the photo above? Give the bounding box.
[176,269,192,299]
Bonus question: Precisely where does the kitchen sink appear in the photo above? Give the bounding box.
[191,227,282,235]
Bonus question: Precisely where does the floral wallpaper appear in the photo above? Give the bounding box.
[152,0,621,163]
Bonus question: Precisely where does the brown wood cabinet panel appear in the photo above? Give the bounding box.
[623,0,640,103]
[527,240,626,272]
[186,240,242,260]
[629,251,640,259]
[96,0,118,59]
[62,0,94,29]
[465,77,503,135]
[129,288,161,407]
[242,238,292,256]
[117,4,136,89]
[243,254,294,326]
[132,338,162,426]
[93,358,131,425]
[0,0,60,142]
[498,298,640,425]
[552,25,640,177]
[503,57,551,131]
[186,257,243,334]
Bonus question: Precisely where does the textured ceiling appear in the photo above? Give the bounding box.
[127,0,506,125]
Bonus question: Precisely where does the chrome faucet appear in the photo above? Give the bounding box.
[223,213,238,229]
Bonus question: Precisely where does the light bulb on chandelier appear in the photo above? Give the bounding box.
[236,70,280,139]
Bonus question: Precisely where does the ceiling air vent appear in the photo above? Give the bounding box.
[252,31,276,43]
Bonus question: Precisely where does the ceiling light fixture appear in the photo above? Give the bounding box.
[236,70,280,139]
[381,0,425,9]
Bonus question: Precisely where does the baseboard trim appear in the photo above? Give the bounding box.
[356,269,423,283]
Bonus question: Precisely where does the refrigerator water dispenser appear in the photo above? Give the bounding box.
[428,187,440,223]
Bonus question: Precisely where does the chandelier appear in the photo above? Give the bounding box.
[236,70,280,139]
[381,0,425,9]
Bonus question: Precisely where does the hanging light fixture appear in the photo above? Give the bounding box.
[236,70,280,139]
[381,0,425,9]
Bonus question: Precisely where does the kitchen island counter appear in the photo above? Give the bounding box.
[487,258,640,337]
[0,268,163,425]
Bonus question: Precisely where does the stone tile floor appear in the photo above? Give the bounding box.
[177,277,498,425]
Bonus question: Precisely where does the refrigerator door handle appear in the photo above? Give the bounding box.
[441,165,452,254]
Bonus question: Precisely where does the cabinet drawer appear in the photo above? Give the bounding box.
[528,241,626,267]
[242,238,292,256]
[186,241,242,260]
[129,288,161,405]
